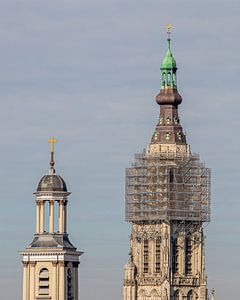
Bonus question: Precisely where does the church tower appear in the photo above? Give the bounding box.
[123,27,211,300]
[21,138,82,300]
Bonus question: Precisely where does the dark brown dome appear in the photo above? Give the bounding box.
[156,88,182,106]
[37,175,67,192]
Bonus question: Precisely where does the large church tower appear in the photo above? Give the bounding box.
[123,27,211,300]
[21,138,82,300]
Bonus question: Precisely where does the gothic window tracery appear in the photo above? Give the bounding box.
[155,238,161,273]
[151,289,159,300]
[185,236,192,275]
[139,289,146,300]
[143,239,149,273]
[172,238,179,274]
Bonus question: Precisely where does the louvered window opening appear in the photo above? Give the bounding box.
[39,268,49,296]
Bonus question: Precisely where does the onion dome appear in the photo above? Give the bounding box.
[156,88,182,106]
[37,137,67,192]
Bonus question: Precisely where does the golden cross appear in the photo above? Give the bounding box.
[48,137,57,153]
[165,23,173,39]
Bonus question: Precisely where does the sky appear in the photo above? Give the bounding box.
[0,1,239,299]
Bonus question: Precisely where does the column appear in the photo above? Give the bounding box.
[36,202,40,234]
[22,262,28,300]
[52,262,57,300]
[59,262,65,300]
[63,202,67,233]
[40,201,45,233]
[59,201,64,233]
[29,262,36,300]
[49,201,55,233]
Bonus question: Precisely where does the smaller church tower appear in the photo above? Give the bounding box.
[21,138,83,300]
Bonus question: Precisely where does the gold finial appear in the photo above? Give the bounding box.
[165,23,172,39]
[48,137,57,153]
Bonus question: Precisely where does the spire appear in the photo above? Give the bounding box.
[156,24,182,106]
[160,24,177,89]
[48,137,57,175]
[152,26,186,146]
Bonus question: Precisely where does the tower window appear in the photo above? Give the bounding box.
[185,237,192,275]
[167,73,171,85]
[166,132,171,141]
[143,239,149,273]
[174,290,180,300]
[187,290,193,300]
[67,269,73,300]
[174,117,179,124]
[38,268,49,296]
[172,238,179,274]
[162,72,166,86]
[155,238,161,273]
[177,131,182,140]
[166,117,171,124]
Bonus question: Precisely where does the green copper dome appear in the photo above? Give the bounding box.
[161,47,177,69]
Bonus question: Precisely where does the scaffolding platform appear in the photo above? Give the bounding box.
[125,150,211,223]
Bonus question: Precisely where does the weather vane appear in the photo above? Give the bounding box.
[48,136,57,154]
[165,23,172,39]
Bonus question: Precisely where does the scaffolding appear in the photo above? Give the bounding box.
[125,150,211,223]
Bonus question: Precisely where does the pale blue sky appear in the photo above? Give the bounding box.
[0,1,239,299]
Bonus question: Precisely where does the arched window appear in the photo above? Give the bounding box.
[39,268,49,296]
[162,72,166,86]
[151,289,159,300]
[173,73,176,86]
[67,269,73,300]
[187,290,193,300]
[167,73,171,85]
[139,289,146,300]
[174,290,180,300]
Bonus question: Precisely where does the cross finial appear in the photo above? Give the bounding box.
[165,23,172,49]
[48,137,57,175]
[165,23,172,39]
[48,137,57,153]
